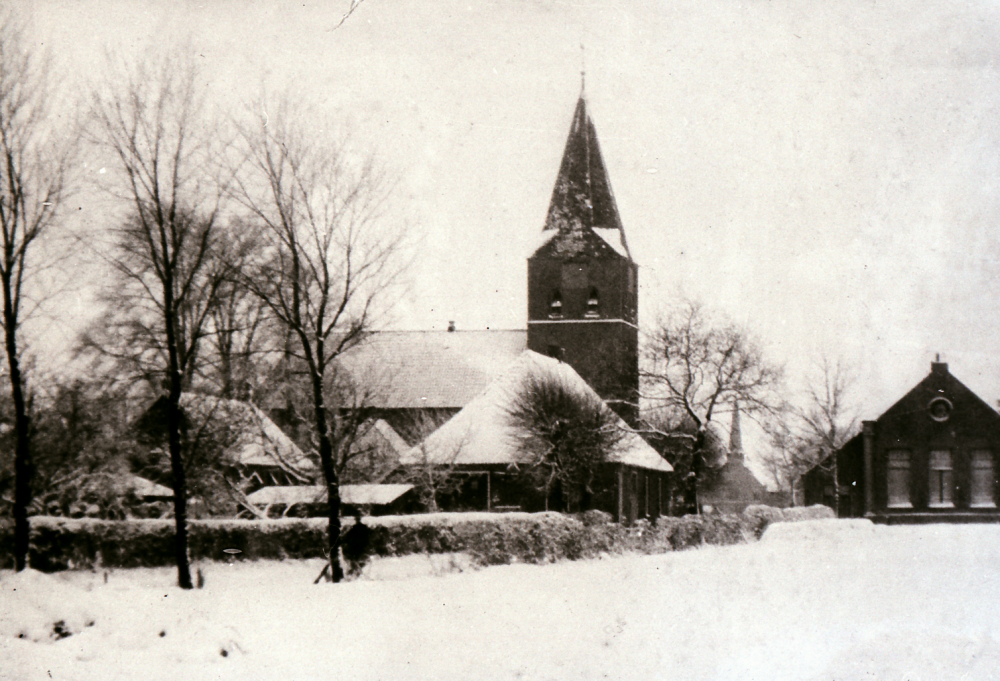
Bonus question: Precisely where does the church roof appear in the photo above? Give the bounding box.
[540,95,631,260]
[401,350,672,473]
[698,459,769,510]
[335,330,527,409]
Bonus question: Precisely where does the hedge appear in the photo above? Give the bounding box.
[0,505,831,572]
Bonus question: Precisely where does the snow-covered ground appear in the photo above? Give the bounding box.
[3,519,1000,681]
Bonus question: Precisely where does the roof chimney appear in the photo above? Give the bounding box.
[931,356,948,375]
[447,321,456,332]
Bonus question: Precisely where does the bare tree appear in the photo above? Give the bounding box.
[234,95,406,583]
[507,372,626,512]
[798,356,859,463]
[638,407,727,515]
[0,14,76,571]
[199,220,276,399]
[761,356,859,507]
[90,52,231,589]
[267,358,402,485]
[641,300,782,510]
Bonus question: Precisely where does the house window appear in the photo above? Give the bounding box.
[929,450,954,507]
[887,449,912,508]
[549,290,563,318]
[585,288,600,318]
[971,450,996,508]
[928,397,953,422]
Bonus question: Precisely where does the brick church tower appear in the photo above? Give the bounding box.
[527,93,639,423]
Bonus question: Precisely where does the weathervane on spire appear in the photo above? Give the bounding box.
[580,43,586,95]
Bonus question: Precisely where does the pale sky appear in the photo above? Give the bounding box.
[15,0,1000,417]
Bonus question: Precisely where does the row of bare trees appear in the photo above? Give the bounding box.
[1,12,405,586]
[1,10,858,588]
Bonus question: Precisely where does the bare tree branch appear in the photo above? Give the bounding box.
[641,299,783,512]
[89,49,232,590]
[234,91,407,583]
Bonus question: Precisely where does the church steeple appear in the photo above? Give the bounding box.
[543,95,630,259]
[527,92,640,424]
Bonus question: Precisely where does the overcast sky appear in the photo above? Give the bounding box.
[15,0,1000,416]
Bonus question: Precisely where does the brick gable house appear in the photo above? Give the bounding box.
[804,361,1000,523]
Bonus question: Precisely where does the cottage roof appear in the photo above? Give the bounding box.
[136,394,315,477]
[246,484,414,507]
[538,95,631,260]
[336,330,527,409]
[401,350,672,473]
[128,475,174,499]
[369,419,410,455]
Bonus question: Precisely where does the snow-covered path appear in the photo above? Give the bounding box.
[4,520,1000,681]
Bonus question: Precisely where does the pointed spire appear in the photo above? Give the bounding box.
[729,401,744,463]
[543,95,625,241]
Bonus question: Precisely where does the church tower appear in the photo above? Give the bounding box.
[527,93,639,423]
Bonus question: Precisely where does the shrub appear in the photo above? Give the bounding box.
[742,505,785,538]
[780,505,835,522]
[701,514,751,545]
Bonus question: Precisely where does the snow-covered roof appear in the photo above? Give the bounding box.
[128,476,174,499]
[246,484,414,507]
[530,229,558,255]
[401,350,672,473]
[336,330,527,409]
[370,419,410,455]
[137,394,315,478]
[183,394,315,474]
[592,227,630,258]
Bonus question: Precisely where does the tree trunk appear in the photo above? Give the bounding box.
[163,285,193,590]
[311,369,343,583]
[3,292,31,571]
[165,385,193,590]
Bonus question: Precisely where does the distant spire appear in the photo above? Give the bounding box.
[729,401,744,463]
[580,43,586,95]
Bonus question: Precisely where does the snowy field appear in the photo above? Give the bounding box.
[3,519,1000,681]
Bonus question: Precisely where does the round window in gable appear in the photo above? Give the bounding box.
[928,397,953,422]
